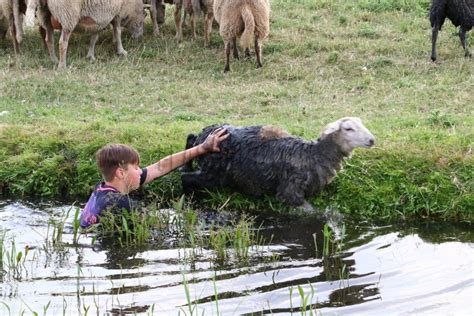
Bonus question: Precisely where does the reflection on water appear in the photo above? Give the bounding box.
[0,200,473,315]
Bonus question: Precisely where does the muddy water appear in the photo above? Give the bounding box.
[0,200,473,315]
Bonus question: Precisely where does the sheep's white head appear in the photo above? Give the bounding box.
[25,0,39,29]
[319,117,375,154]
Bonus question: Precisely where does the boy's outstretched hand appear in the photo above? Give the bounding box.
[202,127,229,153]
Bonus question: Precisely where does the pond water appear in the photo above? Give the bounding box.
[0,200,473,315]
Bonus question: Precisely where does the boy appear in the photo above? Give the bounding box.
[79,128,228,228]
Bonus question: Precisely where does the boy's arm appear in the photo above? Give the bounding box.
[143,128,228,185]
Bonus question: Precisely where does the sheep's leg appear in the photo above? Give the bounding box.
[9,14,20,54]
[181,171,222,195]
[150,0,160,36]
[191,12,197,42]
[255,36,263,68]
[12,0,23,43]
[431,25,439,61]
[204,12,213,47]
[245,47,251,59]
[224,40,231,72]
[180,134,197,172]
[299,201,317,214]
[0,29,6,40]
[39,26,47,49]
[111,18,127,57]
[174,4,183,42]
[58,29,71,69]
[87,33,99,62]
[276,178,307,208]
[43,24,58,64]
[157,1,166,25]
[459,27,471,57]
[232,38,239,59]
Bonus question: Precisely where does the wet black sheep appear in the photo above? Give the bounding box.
[180,117,375,210]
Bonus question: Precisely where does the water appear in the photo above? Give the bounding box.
[0,200,473,315]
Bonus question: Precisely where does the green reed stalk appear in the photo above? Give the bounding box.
[182,273,195,316]
[213,274,220,316]
[72,207,81,244]
[297,285,309,315]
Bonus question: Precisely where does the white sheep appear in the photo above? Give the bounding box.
[86,0,145,62]
[213,0,270,72]
[27,0,144,68]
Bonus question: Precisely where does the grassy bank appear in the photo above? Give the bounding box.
[0,0,472,222]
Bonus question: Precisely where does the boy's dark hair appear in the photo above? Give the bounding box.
[96,144,140,181]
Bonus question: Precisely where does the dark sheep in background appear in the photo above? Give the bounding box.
[181,117,375,210]
[430,0,474,61]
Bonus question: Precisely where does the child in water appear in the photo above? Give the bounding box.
[79,128,228,228]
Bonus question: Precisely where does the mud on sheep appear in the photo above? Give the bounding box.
[180,117,375,210]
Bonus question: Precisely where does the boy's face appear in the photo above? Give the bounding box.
[122,163,142,193]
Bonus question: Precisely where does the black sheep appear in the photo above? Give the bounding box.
[180,117,375,210]
[430,0,474,61]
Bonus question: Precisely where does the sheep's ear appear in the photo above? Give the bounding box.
[320,120,342,138]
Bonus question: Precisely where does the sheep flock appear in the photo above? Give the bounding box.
[0,0,270,71]
[0,0,472,69]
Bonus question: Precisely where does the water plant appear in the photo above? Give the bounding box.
[173,196,206,258]
[296,283,316,316]
[72,207,81,244]
[1,238,28,281]
[97,204,164,247]
[181,272,198,316]
[212,274,220,316]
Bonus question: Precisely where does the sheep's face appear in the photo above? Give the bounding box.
[129,4,145,39]
[320,117,375,153]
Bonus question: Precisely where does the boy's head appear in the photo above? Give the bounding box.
[96,144,140,181]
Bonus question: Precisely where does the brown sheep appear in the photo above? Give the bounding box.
[213,0,270,72]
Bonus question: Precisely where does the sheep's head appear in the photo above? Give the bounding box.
[319,117,375,154]
[25,0,39,29]
[128,1,145,39]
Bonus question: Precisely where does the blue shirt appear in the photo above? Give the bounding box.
[79,168,148,228]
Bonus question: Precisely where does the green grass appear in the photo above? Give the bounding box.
[0,0,472,222]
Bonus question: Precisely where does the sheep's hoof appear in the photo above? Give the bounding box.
[431,55,437,62]
[86,54,95,63]
[118,50,128,57]
[224,67,230,73]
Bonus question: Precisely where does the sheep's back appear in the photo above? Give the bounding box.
[214,0,269,40]
[193,125,314,195]
[430,0,474,29]
[47,0,124,31]
[447,0,474,29]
